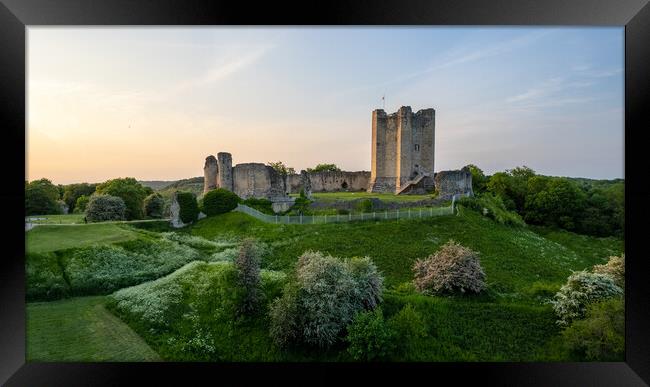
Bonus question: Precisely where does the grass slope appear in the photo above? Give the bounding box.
[27,224,138,253]
[190,209,623,302]
[27,296,161,361]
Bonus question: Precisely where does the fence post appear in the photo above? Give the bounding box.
[286,215,289,224]
[275,215,278,224]
[325,214,327,223]
[300,214,303,224]
[373,212,375,220]
[349,213,351,221]
[385,211,388,219]
[337,214,340,222]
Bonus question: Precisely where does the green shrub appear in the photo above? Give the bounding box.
[413,240,486,295]
[346,308,394,361]
[235,238,263,316]
[176,191,199,224]
[593,254,624,288]
[85,194,126,222]
[387,304,427,357]
[26,252,70,301]
[561,298,624,361]
[202,188,240,216]
[144,193,165,219]
[550,270,623,327]
[95,177,148,220]
[458,193,525,227]
[269,251,385,349]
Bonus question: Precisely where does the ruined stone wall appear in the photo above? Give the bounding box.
[203,155,218,193]
[232,163,286,200]
[216,152,233,191]
[434,167,473,200]
[286,171,370,194]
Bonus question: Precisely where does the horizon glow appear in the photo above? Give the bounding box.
[27,27,624,185]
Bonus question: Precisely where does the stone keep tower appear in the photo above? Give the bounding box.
[203,152,234,193]
[368,106,435,194]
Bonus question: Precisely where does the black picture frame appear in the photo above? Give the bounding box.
[2,0,649,385]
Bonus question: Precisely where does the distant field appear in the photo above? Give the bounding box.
[26,224,138,253]
[293,191,435,202]
[26,214,85,224]
[27,296,161,361]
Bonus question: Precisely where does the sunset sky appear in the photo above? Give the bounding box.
[27,27,624,185]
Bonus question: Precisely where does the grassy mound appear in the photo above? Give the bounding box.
[26,227,240,301]
[107,261,290,361]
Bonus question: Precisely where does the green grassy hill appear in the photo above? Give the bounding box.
[25,205,623,361]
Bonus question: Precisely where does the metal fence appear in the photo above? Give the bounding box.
[234,204,454,225]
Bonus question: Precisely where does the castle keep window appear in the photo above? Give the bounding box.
[414,144,420,151]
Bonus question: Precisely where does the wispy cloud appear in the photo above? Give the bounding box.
[332,29,553,98]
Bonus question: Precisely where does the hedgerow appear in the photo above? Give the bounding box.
[458,193,525,227]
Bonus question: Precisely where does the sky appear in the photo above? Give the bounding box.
[27,27,624,185]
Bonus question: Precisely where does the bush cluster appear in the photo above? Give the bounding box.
[550,270,622,327]
[25,178,62,215]
[346,304,426,361]
[144,193,165,219]
[561,298,624,361]
[95,177,148,220]
[202,188,240,216]
[85,194,126,222]
[413,240,486,295]
[269,251,384,349]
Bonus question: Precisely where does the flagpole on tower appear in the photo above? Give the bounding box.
[382,93,385,110]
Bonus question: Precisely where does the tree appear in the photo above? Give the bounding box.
[523,178,587,230]
[74,195,90,213]
[202,188,240,216]
[486,166,536,213]
[62,183,97,213]
[268,161,296,176]
[235,238,263,316]
[85,194,126,222]
[143,193,165,218]
[464,164,487,193]
[306,163,341,173]
[95,178,148,220]
[176,191,199,224]
[25,178,62,215]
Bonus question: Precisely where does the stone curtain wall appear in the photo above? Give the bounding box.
[434,167,474,200]
[232,163,286,200]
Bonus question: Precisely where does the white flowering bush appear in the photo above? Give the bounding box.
[550,270,623,327]
[412,240,486,295]
[593,254,625,288]
[269,250,385,349]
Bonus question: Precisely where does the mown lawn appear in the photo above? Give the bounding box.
[27,296,161,361]
[26,214,85,224]
[26,224,138,253]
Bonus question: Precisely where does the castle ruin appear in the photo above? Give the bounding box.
[368,106,436,194]
[202,105,472,210]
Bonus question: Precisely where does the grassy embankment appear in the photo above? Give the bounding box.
[25,207,623,361]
